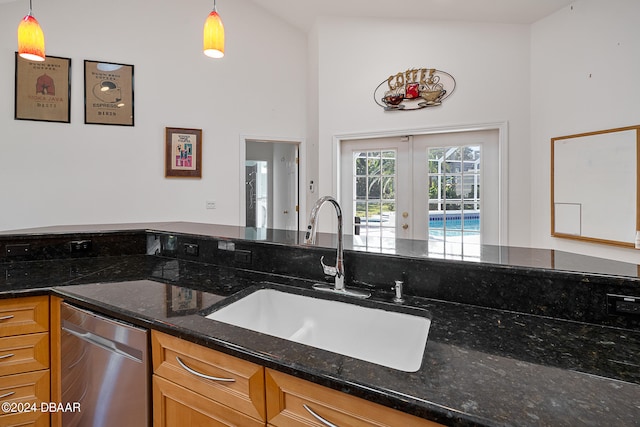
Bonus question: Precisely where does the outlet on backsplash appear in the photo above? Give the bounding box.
[5,243,30,257]
[234,249,252,264]
[184,243,199,257]
[69,239,92,254]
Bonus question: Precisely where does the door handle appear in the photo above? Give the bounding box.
[402,223,409,230]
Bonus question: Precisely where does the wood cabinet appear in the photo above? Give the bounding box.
[151,330,444,427]
[151,330,266,427]
[0,296,50,427]
[266,369,445,427]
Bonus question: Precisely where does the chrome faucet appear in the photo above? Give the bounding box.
[305,196,370,299]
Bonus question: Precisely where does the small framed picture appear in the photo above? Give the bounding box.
[84,60,134,126]
[165,285,203,317]
[14,53,71,123]
[165,127,202,178]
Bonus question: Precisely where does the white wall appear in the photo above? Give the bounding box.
[531,0,640,263]
[3,0,639,264]
[312,17,532,245]
[0,0,306,231]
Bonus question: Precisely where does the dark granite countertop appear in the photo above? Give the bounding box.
[3,221,639,280]
[2,254,639,427]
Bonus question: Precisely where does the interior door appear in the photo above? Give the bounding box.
[245,141,299,231]
[245,164,258,228]
[272,143,299,231]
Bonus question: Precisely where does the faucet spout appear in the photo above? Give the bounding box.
[305,196,369,298]
[305,196,344,286]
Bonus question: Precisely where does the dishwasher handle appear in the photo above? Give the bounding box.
[62,320,144,363]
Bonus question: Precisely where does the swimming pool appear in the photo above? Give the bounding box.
[429,213,480,231]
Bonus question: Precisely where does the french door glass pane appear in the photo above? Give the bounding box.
[352,150,397,242]
[427,145,481,255]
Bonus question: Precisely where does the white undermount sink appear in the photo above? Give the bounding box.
[205,287,431,372]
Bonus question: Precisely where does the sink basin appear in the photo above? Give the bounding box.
[205,287,431,372]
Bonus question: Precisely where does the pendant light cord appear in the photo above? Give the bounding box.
[29,0,33,15]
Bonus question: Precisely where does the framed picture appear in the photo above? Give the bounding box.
[14,53,71,123]
[84,60,134,126]
[165,127,203,178]
[165,285,203,317]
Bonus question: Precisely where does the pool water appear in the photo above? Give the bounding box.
[429,216,480,231]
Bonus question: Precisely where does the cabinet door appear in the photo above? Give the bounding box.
[0,333,49,377]
[153,375,263,427]
[152,330,265,421]
[266,369,444,427]
[0,296,49,337]
[0,370,50,427]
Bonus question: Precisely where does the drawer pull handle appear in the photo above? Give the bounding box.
[0,353,15,360]
[175,356,235,383]
[0,391,15,400]
[0,315,15,321]
[303,404,340,427]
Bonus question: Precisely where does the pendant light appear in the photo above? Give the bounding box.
[203,0,224,58]
[17,0,45,62]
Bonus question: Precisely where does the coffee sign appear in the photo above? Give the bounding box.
[374,68,455,111]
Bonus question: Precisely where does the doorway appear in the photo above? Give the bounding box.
[241,138,302,231]
[338,125,507,255]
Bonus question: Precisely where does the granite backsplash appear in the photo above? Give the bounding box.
[1,227,638,329]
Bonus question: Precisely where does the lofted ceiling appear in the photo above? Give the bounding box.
[1,0,575,30]
[248,0,575,32]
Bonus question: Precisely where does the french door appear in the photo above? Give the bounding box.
[340,129,500,255]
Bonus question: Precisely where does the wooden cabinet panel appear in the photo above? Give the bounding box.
[0,370,50,427]
[0,411,50,427]
[0,297,51,427]
[152,330,265,421]
[0,297,49,337]
[0,333,49,377]
[266,369,444,427]
[153,375,263,427]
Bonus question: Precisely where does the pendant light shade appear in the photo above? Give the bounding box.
[203,1,224,58]
[17,1,45,62]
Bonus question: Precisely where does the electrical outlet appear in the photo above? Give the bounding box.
[184,243,199,257]
[6,243,30,257]
[206,201,216,209]
[608,294,640,317]
[69,240,92,253]
[234,249,252,264]
[217,240,235,251]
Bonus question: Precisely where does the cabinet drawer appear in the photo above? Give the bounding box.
[0,297,49,337]
[153,375,263,427]
[266,369,445,427]
[0,333,50,377]
[0,369,50,427]
[151,330,265,421]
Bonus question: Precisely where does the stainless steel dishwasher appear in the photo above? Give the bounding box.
[61,302,150,427]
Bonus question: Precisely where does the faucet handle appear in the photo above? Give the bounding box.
[320,256,338,277]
